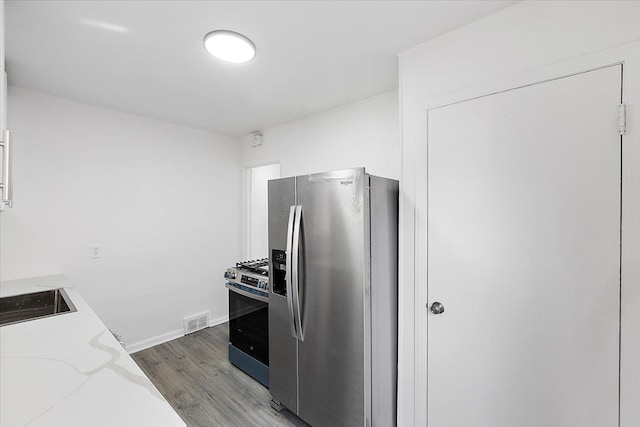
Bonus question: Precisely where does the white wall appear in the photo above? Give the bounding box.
[0,87,242,351]
[241,91,399,180]
[397,1,640,425]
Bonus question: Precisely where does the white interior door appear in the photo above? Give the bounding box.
[426,66,622,427]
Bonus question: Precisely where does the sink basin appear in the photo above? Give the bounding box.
[0,288,77,327]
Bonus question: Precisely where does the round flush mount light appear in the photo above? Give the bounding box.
[203,30,256,64]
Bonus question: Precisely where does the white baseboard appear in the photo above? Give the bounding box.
[127,315,229,354]
[209,314,229,328]
[127,328,184,354]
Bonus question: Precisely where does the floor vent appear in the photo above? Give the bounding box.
[183,312,210,335]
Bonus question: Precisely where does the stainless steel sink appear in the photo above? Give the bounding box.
[0,288,77,327]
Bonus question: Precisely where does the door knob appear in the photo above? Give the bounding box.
[430,301,445,315]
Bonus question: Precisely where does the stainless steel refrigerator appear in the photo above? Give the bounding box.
[268,168,398,427]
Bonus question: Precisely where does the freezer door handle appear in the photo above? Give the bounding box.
[292,205,304,341]
[285,205,298,339]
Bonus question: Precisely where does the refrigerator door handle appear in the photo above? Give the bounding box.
[285,205,298,339]
[292,205,304,341]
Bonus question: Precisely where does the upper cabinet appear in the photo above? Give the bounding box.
[0,0,11,211]
[1,0,5,132]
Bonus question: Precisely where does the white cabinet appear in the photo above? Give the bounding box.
[1,0,5,132]
[0,0,11,210]
[1,71,6,135]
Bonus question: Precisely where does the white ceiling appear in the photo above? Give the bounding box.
[6,1,515,137]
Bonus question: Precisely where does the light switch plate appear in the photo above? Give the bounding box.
[89,244,101,259]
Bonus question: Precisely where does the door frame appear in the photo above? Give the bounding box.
[242,160,281,260]
[401,40,640,426]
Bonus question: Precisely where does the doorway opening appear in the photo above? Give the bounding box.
[246,163,281,260]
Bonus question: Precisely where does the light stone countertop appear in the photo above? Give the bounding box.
[0,275,186,427]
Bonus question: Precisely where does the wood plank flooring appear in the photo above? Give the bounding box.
[132,323,308,427]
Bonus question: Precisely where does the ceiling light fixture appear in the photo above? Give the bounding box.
[203,30,256,64]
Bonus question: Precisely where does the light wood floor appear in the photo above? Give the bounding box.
[132,323,308,427]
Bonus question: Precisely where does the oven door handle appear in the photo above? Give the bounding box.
[285,205,298,339]
[291,205,304,341]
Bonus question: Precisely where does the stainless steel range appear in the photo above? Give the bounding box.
[224,258,270,387]
[225,259,269,302]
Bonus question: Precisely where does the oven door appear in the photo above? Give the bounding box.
[229,290,269,365]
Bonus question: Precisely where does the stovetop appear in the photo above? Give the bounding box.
[224,258,270,302]
[235,258,269,276]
